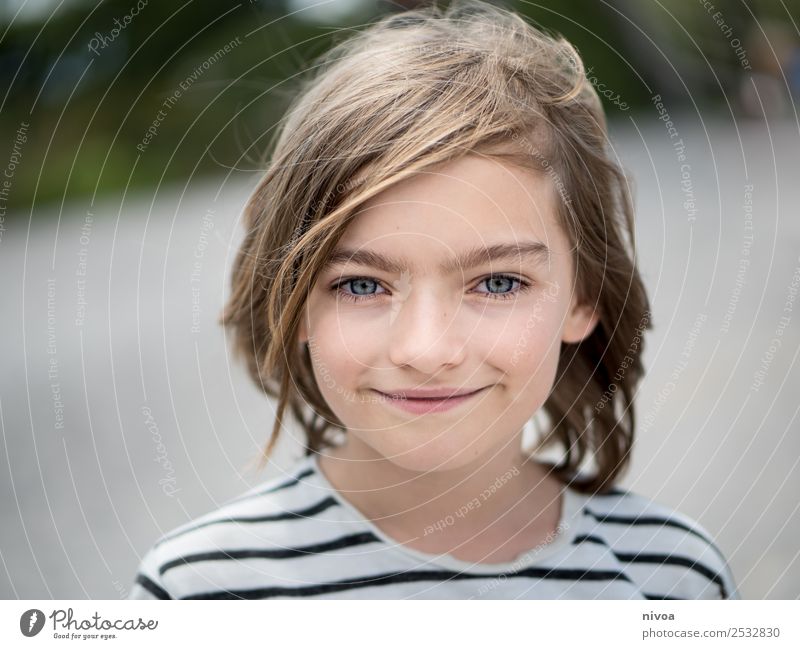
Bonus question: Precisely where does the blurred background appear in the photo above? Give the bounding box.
[0,0,798,599]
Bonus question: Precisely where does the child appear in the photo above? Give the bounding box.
[129,0,739,599]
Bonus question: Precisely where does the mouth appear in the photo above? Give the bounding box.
[372,386,488,414]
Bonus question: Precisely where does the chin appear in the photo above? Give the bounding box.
[362,434,487,475]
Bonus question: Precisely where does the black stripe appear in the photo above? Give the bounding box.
[530,566,634,583]
[574,532,728,598]
[583,507,731,570]
[614,551,729,598]
[583,508,717,548]
[135,574,171,600]
[593,487,629,497]
[644,592,682,600]
[154,496,339,548]
[614,551,722,579]
[180,566,634,599]
[159,531,381,575]
[227,467,316,505]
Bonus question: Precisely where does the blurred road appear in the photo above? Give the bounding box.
[0,114,798,599]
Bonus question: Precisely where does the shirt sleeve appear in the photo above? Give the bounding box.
[688,527,741,600]
[127,544,173,600]
[718,555,741,600]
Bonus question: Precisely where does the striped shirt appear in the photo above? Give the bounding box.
[128,453,740,600]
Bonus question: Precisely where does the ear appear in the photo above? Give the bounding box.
[561,300,599,344]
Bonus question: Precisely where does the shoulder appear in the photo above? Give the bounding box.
[155,455,328,546]
[573,486,740,600]
[128,454,345,600]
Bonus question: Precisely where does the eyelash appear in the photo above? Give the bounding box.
[331,274,533,303]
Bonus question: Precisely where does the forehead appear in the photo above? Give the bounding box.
[328,154,564,271]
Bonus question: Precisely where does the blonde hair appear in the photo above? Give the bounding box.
[219,0,651,494]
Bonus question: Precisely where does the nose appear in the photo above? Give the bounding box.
[387,280,467,372]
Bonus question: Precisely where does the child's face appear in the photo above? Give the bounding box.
[297,154,598,473]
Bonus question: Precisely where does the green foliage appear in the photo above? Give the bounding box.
[0,0,792,212]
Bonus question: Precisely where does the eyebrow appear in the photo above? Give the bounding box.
[323,241,551,274]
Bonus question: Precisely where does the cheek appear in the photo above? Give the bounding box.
[305,310,375,404]
[482,291,564,369]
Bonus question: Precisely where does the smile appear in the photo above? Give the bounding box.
[372,387,488,415]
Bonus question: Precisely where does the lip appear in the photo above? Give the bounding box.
[377,387,486,399]
[372,386,488,415]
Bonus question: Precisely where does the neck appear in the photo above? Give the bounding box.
[317,434,565,561]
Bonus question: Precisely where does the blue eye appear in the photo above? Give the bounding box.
[331,275,532,303]
[475,275,529,300]
[333,277,386,303]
